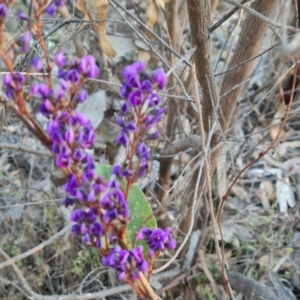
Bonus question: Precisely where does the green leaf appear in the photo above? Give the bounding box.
[96,163,114,181]
[95,163,157,250]
[127,184,157,249]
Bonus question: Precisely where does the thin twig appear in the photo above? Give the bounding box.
[0,224,73,270]
[160,135,201,157]
[0,143,52,157]
[153,157,205,274]
[192,65,234,299]
[225,0,299,32]
[209,0,249,32]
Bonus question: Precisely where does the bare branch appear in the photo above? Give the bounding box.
[210,0,248,32]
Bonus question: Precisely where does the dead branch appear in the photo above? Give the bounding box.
[210,0,248,32]
[160,135,201,157]
[0,143,51,157]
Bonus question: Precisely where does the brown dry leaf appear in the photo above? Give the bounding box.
[258,253,271,269]
[257,181,274,210]
[145,0,170,39]
[270,101,286,141]
[138,50,151,63]
[76,0,116,58]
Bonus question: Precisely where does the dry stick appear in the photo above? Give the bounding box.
[192,66,223,299]
[0,224,73,270]
[0,143,51,157]
[180,0,219,260]
[225,0,299,32]
[139,274,159,300]
[160,134,201,157]
[217,61,298,297]
[153,158,205,275]
[209,0,248,32]
[175,5,220,293]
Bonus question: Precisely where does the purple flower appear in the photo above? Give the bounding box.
[74,112,89,125]
[117,131,129,147]
[61,197,74,207]
[138,227,176,253]
[137,142,151,160]
[0,4,8,19]
[67,69,81,84]
[123,61,146,80]
[59,79,69,91]
[65,127,75,143]
[77,89,88,103]
[141,79,153,92]
[120,83,131,98]
[31,57,43,71]
[148,93,161,107]
[38,83,52,98]
[78,55,100,78]
[65,174,79,196]
[128,90,144,106]
[73,148,85,161]
[55,51,67,67]
[56,153,71,168]
[3,74,13,87]
[30,82,39,95]
[4,73,26,91]
[19,31,32,53]
[45,3,57,16]
[17,10,27,20]
[152,68,167,90]
[103,245,149,280]
[120,102,131,114]
[147,131,160,140]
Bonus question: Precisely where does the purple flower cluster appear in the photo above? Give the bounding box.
[138,227,177,258]
[71,208,103,247]
[2,46,177,281]
[116,61,167,179]
[103,245,149,280]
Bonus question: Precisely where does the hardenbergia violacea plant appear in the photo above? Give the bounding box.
[0,1,176,299]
